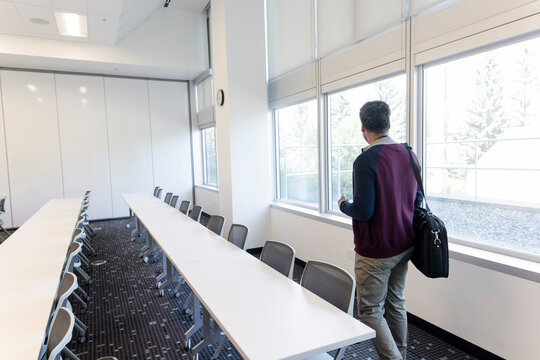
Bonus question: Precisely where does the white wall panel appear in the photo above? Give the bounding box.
[0,70,64,226]
[105,77,153,217]
[194,186,219,216]
[148,80,193,203]
[0,84,12,228]
[56,74,113,220]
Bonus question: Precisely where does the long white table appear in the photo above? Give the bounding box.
[124,193,375,360]
[0,198,83,360]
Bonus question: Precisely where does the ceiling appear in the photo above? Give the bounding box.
[0,0,209,45]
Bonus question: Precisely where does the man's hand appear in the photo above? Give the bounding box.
[338,193,348,207]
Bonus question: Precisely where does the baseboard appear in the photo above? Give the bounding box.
[407,313,504,360]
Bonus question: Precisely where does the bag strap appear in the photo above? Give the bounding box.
[403,143,431,212]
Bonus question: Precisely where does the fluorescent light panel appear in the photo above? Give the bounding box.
[55,12,87,37]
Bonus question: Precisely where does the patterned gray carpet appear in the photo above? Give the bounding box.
[68,218,477,360]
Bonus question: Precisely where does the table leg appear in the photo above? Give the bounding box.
[184,294,202,350]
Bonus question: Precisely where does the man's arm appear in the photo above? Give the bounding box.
[339,156,376,221]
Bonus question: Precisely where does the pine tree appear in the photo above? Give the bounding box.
[465,56,507,162]
[376,79,405,140]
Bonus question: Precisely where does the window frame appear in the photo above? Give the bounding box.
[324,71,409,216]
[418,36,540,264]
[272,97,320,211]
[201,126,218,188]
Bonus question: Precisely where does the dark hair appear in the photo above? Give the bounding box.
[359,101,390,133]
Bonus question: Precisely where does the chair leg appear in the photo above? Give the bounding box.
[76,286,90,302]
[71,291,87,310]
[75,267,92,285]
[61,347,81,360]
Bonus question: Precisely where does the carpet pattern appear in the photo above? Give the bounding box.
[68,218,477,360]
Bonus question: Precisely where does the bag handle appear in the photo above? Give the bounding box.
[403,143,431,213]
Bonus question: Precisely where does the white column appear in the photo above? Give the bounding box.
[211,0,271,248]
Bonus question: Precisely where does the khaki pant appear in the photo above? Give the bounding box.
[355,246,414,360]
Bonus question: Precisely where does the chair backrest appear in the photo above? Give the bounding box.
[260,241,295,278]
[179,200,191,215]
[46,307,74,360]
[0,197,5,214]
[56,272,78,308]
[65,242,83,272]
[207,215,226,236]
[300,260,355,315]
[163,192,173,204]
[227,224,248,250]
[170,195,179,208]
[156,188,163,199]
[189,205,203,222]
[153,186,160,196]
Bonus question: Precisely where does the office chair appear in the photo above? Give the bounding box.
[156,188,163,199]
[227,224,249,250]
[42,307,74,360]
[189,205,203,222]
[0,197,10,242]
[301,260,356,360]
[163,192,173,205]
[260,240,296,278]
[179,200,191,215]
[55,272,87,343]
[170,195,179,208]
[206,215,226,236]
[153,186,160,197]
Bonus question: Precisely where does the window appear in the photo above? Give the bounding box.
[327,74,407,211]
[423,36,540,257]
[202,126,218,187]
[275,99,319,207]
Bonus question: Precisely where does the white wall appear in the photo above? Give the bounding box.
[148,80,193,203]
[0,8,207,79]
[194,187,219,215]
[0,70,64,226]
[0,69,193,226]
[211,0,272,248]
[56,74,113,220]
[0,84,12,228]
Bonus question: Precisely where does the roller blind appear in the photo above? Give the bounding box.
[196,76,214,128]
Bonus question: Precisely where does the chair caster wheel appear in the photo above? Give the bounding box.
[156,281,161,289]
[159,289,164,297]
[143,256,149,263]
[78,336,86,343]
[80,308,86,314]
[184,339,191,350]
[85,296,90,302]
[175,292,181,298]
[86,280,93,285]
[126,224,131,229]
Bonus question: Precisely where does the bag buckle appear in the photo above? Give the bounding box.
[432,229,441,246]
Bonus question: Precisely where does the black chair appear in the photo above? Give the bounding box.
[206,215,226,236]
[163,192,173,205]
[0,197,10,242]
[189,205,203,222]
[260,240,295,278]
[300,260,355,360]
[170,195,179,208]
[227,224,248,250]
[179,200,191,215]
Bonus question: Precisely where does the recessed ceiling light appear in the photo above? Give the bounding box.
[29,18,50,25]
[27,84,36,92]
[55,12,87,37]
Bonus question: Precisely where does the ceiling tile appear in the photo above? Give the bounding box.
[17,3,58,36]
[51,0,86,12]
[0,1,27,33]
[87,0,123,16]
[88,13,119,44]
[13,0,51,6]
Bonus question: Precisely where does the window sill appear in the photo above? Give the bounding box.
[194,184,219,193]
[270,201,540,284]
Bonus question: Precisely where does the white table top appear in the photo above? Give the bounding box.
[0,198,83,360]
[124,193,375,360]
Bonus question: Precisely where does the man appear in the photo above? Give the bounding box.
[338,100,422,360]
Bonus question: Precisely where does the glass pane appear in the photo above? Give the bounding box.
[276,99,319,207]
[328,74,406,211]
[203,127,218,187]
[424,36,540,256]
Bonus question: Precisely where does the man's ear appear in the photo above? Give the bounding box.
[361,123,365,132]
